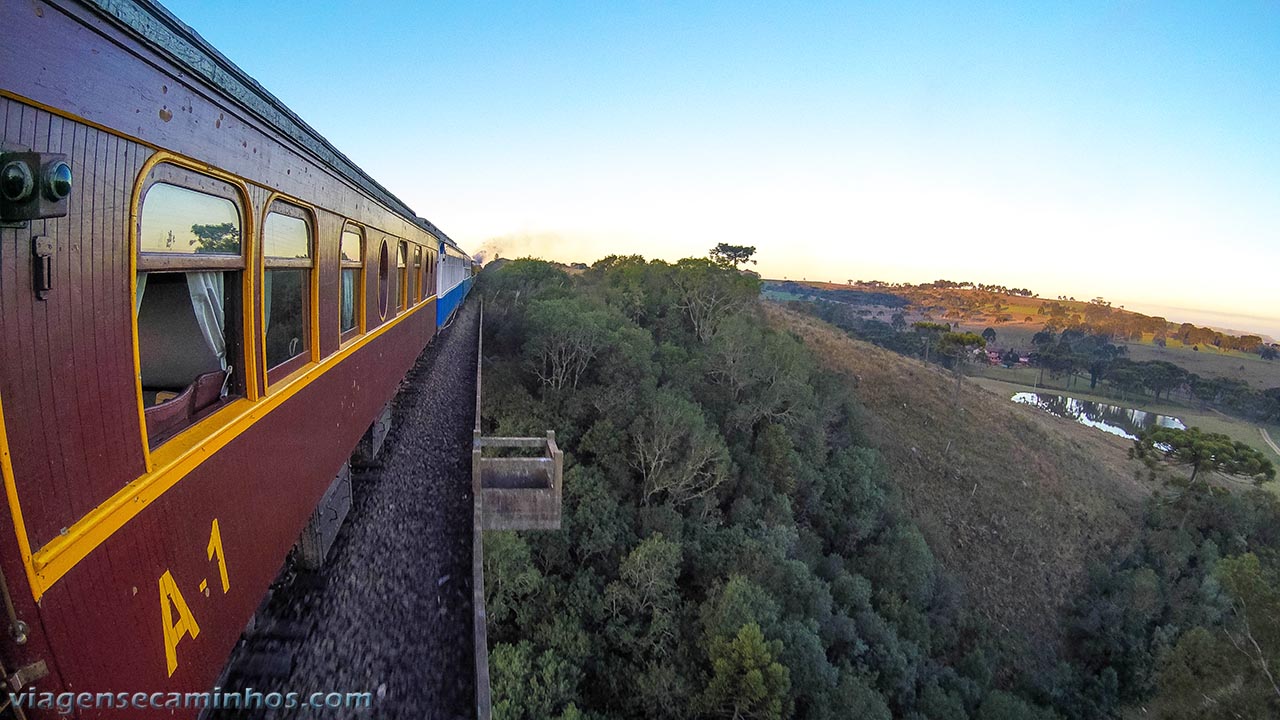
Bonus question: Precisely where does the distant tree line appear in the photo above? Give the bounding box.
[1036,301,1271,355]
[1026,329,1280,423]
[789,277,1272,356]
[768,281,909,309]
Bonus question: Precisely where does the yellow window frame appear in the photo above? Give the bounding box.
[260,195,320,392]
[339,223,366,345]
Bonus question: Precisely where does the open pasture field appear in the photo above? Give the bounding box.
[1122,339,1280,387]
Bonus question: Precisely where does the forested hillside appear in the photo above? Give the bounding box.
[762,305,1149,660]
[478,255,1280,720]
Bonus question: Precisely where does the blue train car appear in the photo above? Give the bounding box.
[437,240,475,327]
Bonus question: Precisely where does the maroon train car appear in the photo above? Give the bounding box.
[0,0,464,716]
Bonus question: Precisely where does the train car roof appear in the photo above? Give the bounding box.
[87,0,464,252]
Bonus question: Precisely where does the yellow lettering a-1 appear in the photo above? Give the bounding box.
[207,519,230,593]
[159,570,200,677]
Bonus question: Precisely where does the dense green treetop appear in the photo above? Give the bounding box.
[709,243,758,268]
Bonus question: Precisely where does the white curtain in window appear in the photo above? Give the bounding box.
[135,272,148,316]
[341,269,355,330]
[185,271,226,372]
[264,270,273,337]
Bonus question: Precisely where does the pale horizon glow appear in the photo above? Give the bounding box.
[163,0,1280,337]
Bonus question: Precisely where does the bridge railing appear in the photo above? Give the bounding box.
[471,300,491,720]
[472,298,565,720]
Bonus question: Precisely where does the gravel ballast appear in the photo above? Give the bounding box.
[212,302,479,719]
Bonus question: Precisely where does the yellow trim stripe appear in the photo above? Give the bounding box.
[29,297,435,600]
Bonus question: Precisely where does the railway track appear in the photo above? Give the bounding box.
[211,303,480,719]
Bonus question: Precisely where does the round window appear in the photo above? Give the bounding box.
[378,239,390,319]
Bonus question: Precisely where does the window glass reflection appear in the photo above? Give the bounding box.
[140,183,240,255]
[341,231,362,264]
[263,213,310,259]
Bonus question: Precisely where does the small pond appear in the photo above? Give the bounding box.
[1011,392,1186,440]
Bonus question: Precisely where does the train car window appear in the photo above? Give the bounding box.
[412,246,423,304]
[377,239,390,320]
[139,184,241,256]
[396,241,408,312]
[135,165,247,447]
[440,250,448,293]
[404,243,415,308]
[441,246,461,292]
[263,203,315,384]
[426,248,437,298]
[340,227,363,339]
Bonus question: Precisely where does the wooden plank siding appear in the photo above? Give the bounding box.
[1,97,152,548]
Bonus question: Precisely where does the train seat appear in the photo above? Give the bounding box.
[137,273,228,442]
[143,369,228,441]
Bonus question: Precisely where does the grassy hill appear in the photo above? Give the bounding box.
[764,303,1153,660]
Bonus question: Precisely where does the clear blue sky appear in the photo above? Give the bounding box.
[164,0,1280,335]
